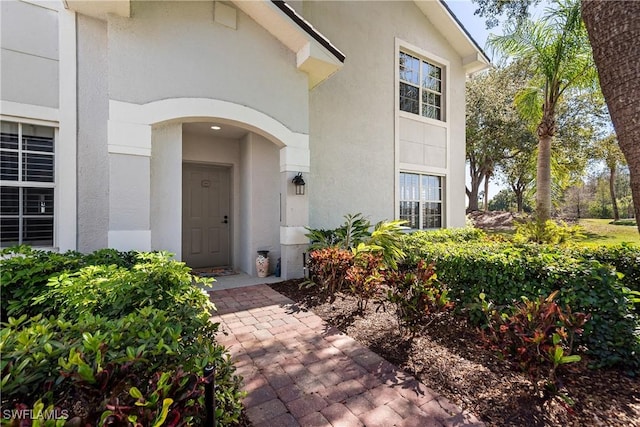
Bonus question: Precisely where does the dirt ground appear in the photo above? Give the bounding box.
[269,281,640,427]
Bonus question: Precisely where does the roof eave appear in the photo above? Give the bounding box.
[413,0,491,75]
[233,0,345,89]
[63,0,130,20]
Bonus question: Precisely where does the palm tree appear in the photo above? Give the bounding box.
[488,0,596,222]
[582,0,640,231]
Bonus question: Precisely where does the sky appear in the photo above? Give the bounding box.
[444,0,499,54]
[444,0,550,55]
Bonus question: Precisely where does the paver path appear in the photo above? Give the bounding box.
[210,284,483,427]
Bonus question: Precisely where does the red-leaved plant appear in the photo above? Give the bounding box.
[479,291,589,399]
[345,252,385,312]
[382,260,453,334]
[303,248,354,301]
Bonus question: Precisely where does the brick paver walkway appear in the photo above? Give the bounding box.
[210,284,483,427]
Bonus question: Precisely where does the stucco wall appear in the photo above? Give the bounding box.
[77,14,109,251]
[107,0,309,134]
[239,133,280,275]
[304,0,467,228]
[0,0,59,108]
[151,122,182,257]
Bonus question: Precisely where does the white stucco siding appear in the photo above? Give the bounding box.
[306,1,396,228]
[447,60,468,227]
[0,0,59,108]
[305,0,468,229]
[151,123,182,257]
[77,14,109,251]
[107,1,309,134]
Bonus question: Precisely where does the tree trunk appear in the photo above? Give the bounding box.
[583,0,640,231]
[515,189,523,213]
[609,166,619,221]
[535,134,553,222]
[466,172,483,212]
[483,171,491,211]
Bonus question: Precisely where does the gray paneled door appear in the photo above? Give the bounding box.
[182,163,230,268]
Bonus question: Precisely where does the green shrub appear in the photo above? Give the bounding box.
[479,291,588,396]
[403,239,640,372]
[513,219,585,245]
[569,243,640,292]
[0,249,244,426]
[0,246,138,321]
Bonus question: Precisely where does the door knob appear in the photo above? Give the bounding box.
[222,215,228,224]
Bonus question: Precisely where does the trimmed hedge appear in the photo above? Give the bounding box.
[400,237,640,372]
[1,247,244,425]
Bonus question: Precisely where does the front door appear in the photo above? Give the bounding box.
[182,164,231,268]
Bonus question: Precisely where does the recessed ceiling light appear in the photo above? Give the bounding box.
[211,125,221,130]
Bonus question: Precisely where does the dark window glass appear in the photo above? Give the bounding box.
[400,201,420,229]
[0,186,19,215]
[22,124,54,153]
[1,151,18,181]
[399,83,419,114]
[24,187,54,215]
[0,122,19,150]
[0,217,20,247]
[23,217,54,246]
[23,153,54,182]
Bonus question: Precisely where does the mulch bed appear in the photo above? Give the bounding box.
[269,280,640,427]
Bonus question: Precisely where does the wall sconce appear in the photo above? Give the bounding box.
[292,172,306,195]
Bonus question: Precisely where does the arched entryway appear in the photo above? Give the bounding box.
[107,98,310,279]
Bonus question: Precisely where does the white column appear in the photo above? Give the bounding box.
[150,123,182,257]
[279,137,310,279]
[107,119,152,250]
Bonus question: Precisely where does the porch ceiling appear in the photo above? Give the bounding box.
[182,122,248,140]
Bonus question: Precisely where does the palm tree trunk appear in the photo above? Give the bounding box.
[582,0,640,232]
[609,166,619,221]
[536,134,553,222]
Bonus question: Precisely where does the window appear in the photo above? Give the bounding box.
[399,51,443,121]
[1,121,55,247]
[399,172,443,229]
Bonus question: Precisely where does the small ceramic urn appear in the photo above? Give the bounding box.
[256,250,270,278]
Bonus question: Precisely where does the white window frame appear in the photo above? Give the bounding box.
[399,172,445,230]
[1,120,57,247]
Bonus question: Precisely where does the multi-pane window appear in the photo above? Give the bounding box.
[399,172,443,229]
[1,121,55,247]
[399,51,443,121]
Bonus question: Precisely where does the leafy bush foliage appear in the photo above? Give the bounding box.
[305,213,406,269]
[0,248,243,426]
[345,252,385,311]
[382,261,453,334]
[409,240,640,372]
[304,247,354,300]
[569,243,640,292]
[0,246,137,321]
[479,291,588,395]
[513,219,585,245]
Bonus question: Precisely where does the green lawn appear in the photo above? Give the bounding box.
[578,218,640,246]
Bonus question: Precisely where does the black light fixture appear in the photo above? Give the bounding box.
[292,172,306,195]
